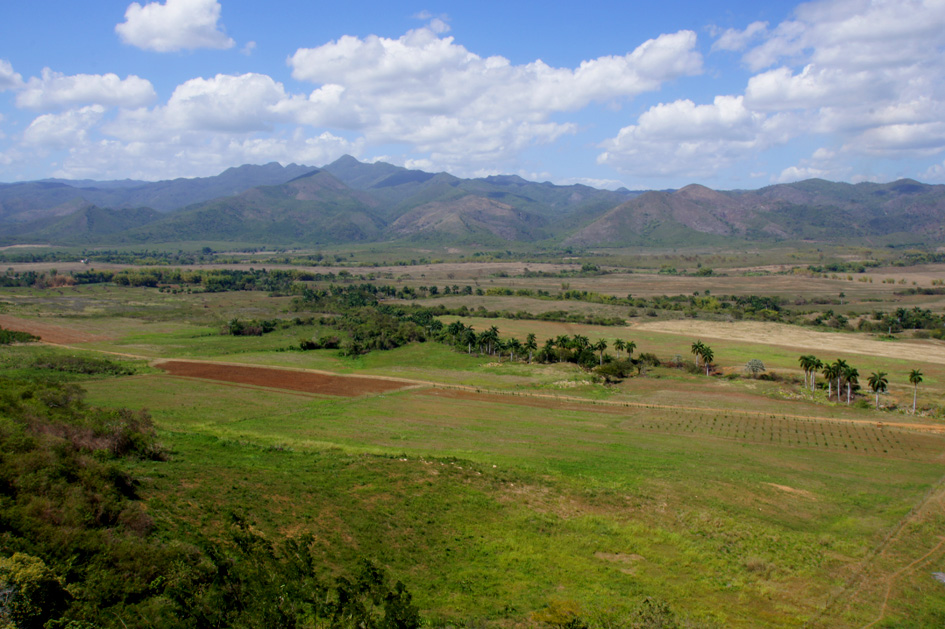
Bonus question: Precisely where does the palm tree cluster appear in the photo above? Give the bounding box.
[798,356,860,404]
[443,320,639,371]
[799,355,923,411]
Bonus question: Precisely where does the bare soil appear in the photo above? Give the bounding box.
[156,360,416,397]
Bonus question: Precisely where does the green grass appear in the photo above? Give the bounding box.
[4,271,945,626]
[81,371,945,626]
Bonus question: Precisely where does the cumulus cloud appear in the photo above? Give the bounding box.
[286,25,701,170]
[741,0,945,162]
[600,0,945,181]
[106,73,291,140]
[23,106,106,149]
[116,0,235,52]
[598,95,790,178]
[776,147,851,183]
[0,59,23,91]
[16,69,156,110]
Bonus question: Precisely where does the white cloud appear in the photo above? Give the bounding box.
[16,69,156,110]
[739,0,945,161]
[23,106,106,149]
[775,147,850,183]
[46,130,362,181]
[600,0,945,181]
[711,21,768,52]
[844,122,945,156]
[598,95,789,178]
[744,64,887,111]
[287,26,702,170]
[116,0,234,52]
[920,159,945,182]
[0,59,23,91]
[106,73,291,139]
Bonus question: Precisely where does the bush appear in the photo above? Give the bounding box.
[31,354,135,376]
[0,553,71,629]
[0,326,39,345]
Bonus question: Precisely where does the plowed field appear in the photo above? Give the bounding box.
[157,360,416,397]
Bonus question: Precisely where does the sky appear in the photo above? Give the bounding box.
[1,0,945,190]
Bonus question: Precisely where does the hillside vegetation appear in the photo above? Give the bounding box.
[4,158,945,247]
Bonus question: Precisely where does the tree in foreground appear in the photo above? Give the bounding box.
[810,357,823,391]
[699,344,715,376]
[822,362,839,399]
[832,358,848,401]
[594,338,608,365]
[868,371,888,409]
[798,355,815,389]
[691,340,705,368]
[844,365,858,405]
[614,339,625,358]
[745,359,766,378]
[909,368,923,414]
[524,333,537,363]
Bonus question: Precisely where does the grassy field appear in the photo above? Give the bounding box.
[3,261,945,627]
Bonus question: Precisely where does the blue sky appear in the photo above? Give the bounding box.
[2,0,944,190]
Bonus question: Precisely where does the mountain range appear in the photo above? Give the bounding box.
[1,156,943,248]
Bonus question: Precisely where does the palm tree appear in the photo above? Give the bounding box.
[554,335,571,361]
[462,328,476,355]
[797,354,820,390]
[810,357,823,392]
[477,330,490,355]
[798,355,815,389]
[613,339,625,358]
[507,338,522,362]
[844,365,858,405]
[700,345,714,376]
[524,333,537,364]
[625,340,637,359]
[868,371,888,409]
[822,362,839,399]
[487,326,500,355]
[691,340,705,368]
[833,359,848,401]
[909,369,923,414]
[594,339,608,365]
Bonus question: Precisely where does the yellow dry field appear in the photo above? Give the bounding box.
[633,319,945,365]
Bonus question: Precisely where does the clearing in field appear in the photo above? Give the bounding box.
[634,319,945,365]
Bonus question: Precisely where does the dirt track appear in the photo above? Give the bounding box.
[156,360,416,397]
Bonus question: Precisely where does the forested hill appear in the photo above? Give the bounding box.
[2,157,944,247]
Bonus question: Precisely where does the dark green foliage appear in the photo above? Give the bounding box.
[0,553,71,629]
[595,360,635,383]
[0,326,38,345]
[30,354,136,376]
[631,597,679,628]
[0,377,422,628]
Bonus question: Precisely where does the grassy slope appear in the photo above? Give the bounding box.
[5,279,945,626]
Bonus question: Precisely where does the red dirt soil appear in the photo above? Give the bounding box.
[156,360,415,397]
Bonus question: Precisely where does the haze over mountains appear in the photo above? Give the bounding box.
[1,156,943,248]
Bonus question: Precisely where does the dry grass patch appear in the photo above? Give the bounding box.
[633,319,945,365]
